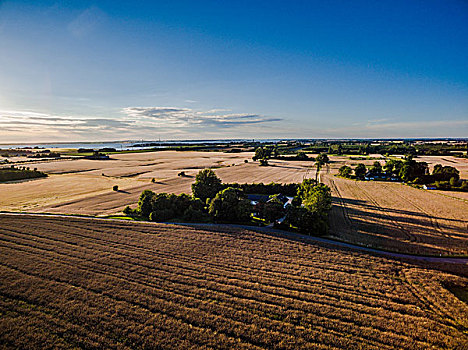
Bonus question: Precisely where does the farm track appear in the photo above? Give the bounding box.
[0,214,467,349]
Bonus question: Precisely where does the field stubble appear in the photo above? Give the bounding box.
[0,214,467,349]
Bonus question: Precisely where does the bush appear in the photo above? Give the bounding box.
[113,185,119,191]
[338,165,352,178]
[123,206,134,216]
[259,158,269,166]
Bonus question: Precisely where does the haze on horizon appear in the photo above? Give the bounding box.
[0,0,467,143]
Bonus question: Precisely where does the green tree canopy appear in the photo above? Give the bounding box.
[338,165,352,178]
[192,169,223,202]
[138,190,155,218]
[354,163,367,179]
[208,187,252,223]
[370,161,383,174]
[315,153,329,165]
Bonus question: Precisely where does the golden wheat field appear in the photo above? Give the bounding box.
[0,214,466,349]
[0,151,315,215]
[1,151,467,256]
[321,158,468,256]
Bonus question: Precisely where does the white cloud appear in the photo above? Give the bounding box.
[0,107,282,142]
[122,106,282,128]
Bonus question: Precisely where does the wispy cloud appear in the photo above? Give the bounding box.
[122,106,282,128]
[0,107,282,142]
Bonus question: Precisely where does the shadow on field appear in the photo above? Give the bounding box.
[329,195,468,256]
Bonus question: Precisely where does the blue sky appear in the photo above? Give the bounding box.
[0,0,467,142]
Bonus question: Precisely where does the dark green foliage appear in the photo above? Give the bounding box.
[354,163,367,179]
[285,206,328,235]
[208,187,252,223]
[399,158,429,182]
[150,209,175,222]
[123,206,135,216]
[301,183,332,215]
[224,182,299,196]
[259,158,269,166]
[252,147,265,161]
[0,168,47,182]
[191,169,222,202]
[286,180,332,235]
[315,153,329,165]
[113,185,119,191]
[432,164,459,182]
[137,191,208,222]
[296,152,308,160]
[338,165,352,178]
[370,161,383,174]
[384,159,403,176]
[138,190,156,218]
[261,195,286,222]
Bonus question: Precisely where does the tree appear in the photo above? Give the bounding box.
[399,159,429,182]
[138,190,155,218]
[302,183,332,215]
[192,169,222,202]
[432,164,460,182]
[338,165,352,178]
[113,185,119,191]
[370,161,382,175]
[354,164,366,179]
[252,147,264,161]
[262,195,285,222]
[296,152,308,160]
[449,177,458,187]
[208,187,251,223]
[315,153,329,165]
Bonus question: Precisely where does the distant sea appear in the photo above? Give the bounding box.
[0,139,284,150]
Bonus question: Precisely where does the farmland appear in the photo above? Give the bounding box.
[320,157,468,256]
[0,151,314,215]
[0,214,467,349]
[1,150,467,255]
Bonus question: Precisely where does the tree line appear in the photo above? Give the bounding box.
[124,169,332,236]
[0,166,47,182]
[338,156,466,191]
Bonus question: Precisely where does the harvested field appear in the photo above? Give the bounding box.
[0,151,315,215]
[322,166,468,256]
[0,214,467,349]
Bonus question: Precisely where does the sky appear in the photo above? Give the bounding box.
[0,0,467,142]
